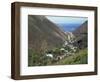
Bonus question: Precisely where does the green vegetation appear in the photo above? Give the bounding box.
[55,48,88,65]
[28,49,55,66]
[28,49,42,66]
[28,47,87,66]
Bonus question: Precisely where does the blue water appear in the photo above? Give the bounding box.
[46,16,87,32]
[56,23,81,32]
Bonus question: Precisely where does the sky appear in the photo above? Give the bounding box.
[46,16,87,32]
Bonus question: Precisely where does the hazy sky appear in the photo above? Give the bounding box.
[46,16,87,32]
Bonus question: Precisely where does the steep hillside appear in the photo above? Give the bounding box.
[28,15,67,54]
[73,21,88,37]
[72,21,88,49]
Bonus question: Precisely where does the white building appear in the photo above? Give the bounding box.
[46,54,53,58]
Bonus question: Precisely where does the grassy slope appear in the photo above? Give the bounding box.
[55,48,88,65]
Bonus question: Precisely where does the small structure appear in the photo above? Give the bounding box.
[65,50,68,53]
[60,48,65,51]
[46,53,53,58]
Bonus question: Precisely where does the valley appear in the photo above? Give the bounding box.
[28,15,88,66]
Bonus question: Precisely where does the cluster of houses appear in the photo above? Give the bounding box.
[45,40,77,61]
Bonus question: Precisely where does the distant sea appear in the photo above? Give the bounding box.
[56,23,81,32]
